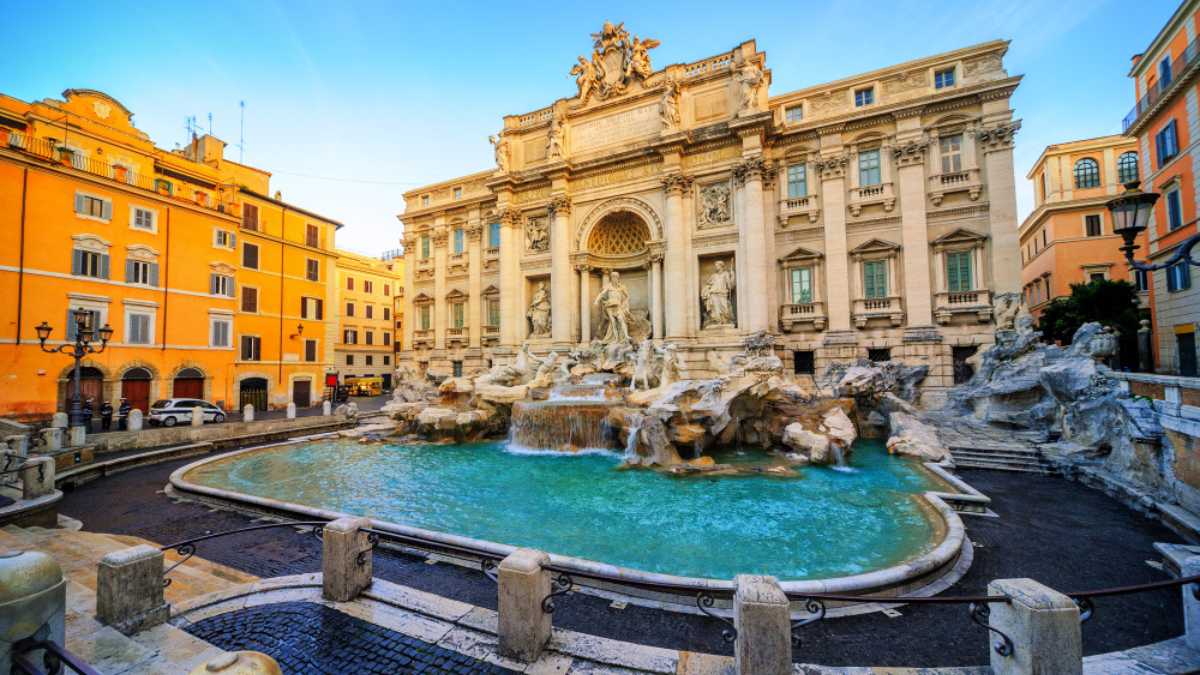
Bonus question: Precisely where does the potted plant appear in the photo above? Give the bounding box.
[113,165,128,182]
[57,146,75,166]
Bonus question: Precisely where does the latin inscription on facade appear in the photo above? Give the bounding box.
[572,104,660,152]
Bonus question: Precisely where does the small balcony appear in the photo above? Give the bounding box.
[847,182,895,216]
[413,329,434,348]
[779,302,827,332]
[482,325,500,345]
[934,289,992,325]
[853,296,904,328]
[1124,37,1200,132]
[928,169,981,206]
[448,253,468,276]
[777,195,821,225]
[446,326,468,347]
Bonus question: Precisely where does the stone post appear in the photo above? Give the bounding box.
[40,427,61,452]
[5,434,28,456]
[662,174,689,339]
[322,400,331,416]
[242,404,254,423]
[733,575,791,675]
[549,196,572,345]
[128,409,143,431]
[321,517,373,602]
[1182,556,1200,650]
[188,651,284,675]
[286,402,296,420]
[96,545,170,635]
[191,406,204,427]
[0,550,66,675]
[21,457,54,500]
[986,578,1081,675]
[51,412,68,429]
[68,426,86,447]
[497,548,552,662]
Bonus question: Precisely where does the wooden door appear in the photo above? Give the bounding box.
[293,380,311,407]
[173,378,204,399]
[122,379,150,412]
[78,377,103,405]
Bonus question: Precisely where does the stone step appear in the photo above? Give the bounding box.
[950,450,1052,465]
[953,460,1056,474]
[949,445,1045,457]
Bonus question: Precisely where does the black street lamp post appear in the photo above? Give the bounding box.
[1108,180,1199,272]
[36,309,113,433]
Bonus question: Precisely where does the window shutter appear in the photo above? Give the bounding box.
[149,263,159,287]
[101,200,112,221]
[74,193,85,214]
[316,299,324,320]
[226,279,235,298]
[125,259,134,283]
[99,254,110,279]
[210,274,218,295]
[66,310,76,340]
[71,249,82,275]
[230,233,236,248]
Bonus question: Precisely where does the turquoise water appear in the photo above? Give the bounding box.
[185,438,943,580]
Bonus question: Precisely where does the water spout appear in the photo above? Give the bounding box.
[625,419,642,459]
[510,400,616,452]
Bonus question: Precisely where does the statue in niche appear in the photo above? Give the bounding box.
[593,270,633,344]
[735,58,764,113]
[698,183,730,227]
[527,282,552,337]
[489,133,509,172]
[702,260,737,328]
[526,218,549,252]
[547,110,566,160]
[659,78,680,132]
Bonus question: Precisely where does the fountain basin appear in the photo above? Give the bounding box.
[169,439,972,608]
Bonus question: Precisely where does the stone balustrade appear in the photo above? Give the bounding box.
[778,302,827,332]
[777,194,821,224]
[852,296,905,328]
[934,289,992,324]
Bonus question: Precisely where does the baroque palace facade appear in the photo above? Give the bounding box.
[399,27,1023,392]
[0,89,342,419]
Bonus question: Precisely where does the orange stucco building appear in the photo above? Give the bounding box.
[1019,135,1148,318]
[0,89,343,420]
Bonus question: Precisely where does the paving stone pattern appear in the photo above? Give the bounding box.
[186,601,518,674]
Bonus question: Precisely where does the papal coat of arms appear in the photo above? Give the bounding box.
[570,22,660,104]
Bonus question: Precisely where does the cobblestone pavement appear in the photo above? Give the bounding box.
[60,458,1188,668]
[186,601,517,674]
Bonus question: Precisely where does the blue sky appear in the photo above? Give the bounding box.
[1,0,1180,255]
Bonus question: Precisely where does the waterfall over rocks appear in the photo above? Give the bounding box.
[509,400,617,452]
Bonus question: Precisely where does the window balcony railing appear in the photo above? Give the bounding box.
[1124,37,1200,132]
[928,168,982,205]
[778,194,821,225]
[847,182,895,216]
[852,296,904,328]
[485,247,500,257]
[778,302,827,332]
[446,326,468,345]
[934,289,992,325]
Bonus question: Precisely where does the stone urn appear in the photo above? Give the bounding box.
[1088,326,1118,362]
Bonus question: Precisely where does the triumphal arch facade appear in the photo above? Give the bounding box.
[398,24,1022,393]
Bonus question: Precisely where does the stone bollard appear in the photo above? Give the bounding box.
[243,404,254,423]
[0,550,66,674]
[39,427,61,452]
[286,402,296,420]
[497,548,552,662]
[96,545,170,635]
[1182,556,1200,651]
[986,578,1081,675]
[322,400,331,416]
[128,408,143,432]
[733,575,791,675]
[321,517,373,602]
[191,406,205,427]
[21,457,55,500]
[68,425,86,447]
[51,412,68,429]
[5,434,28,456]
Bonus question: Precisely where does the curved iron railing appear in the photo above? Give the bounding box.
[11,636,103,675]
[158,520,328,586]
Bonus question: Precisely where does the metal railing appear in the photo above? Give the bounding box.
[1124,37,1200,132]
[11,637,102,675]
[158,520,328,586]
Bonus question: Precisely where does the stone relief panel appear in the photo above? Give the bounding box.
[524,136,548,164]
[525,216,549,253]
[698,254,737,329]
[883,69,928,96]
[692,89,728,123]
[696,180,732,230]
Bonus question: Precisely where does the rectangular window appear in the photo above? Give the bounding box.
[1167,259,1192,292]
[419,305,431,330]
[421,236,431,259]
[300,296,323,320]
[940,134,963,173]
[347,277,355,290]
[789,268,813,303]
[364,280,373,293]
[384,355,391,365]
[344,329,357,344]
[868,348,891,363]
[242,203,259,231]
[946,251,973,292]
[934,67,956,89]
[454,228,465,254]
[66,308,101,341]
[306,224,319,248]
[452,302,464,328]
[346,355,354,366]
[125,259,157,286]
[858,149,881,186]
[453,187,463,200]
[383,284,390,296]
[785,105,803,123]
[306,258,319,282]
[863,260,888,299]
[346,302,355,317]
[240,335,261,361]
[383,332,391,346]
[304,339,317,362]
[74,193,111,220]
[488,222,501,248]
[1156,120,1179,167]
[487,298,500,327]
[366,305,374,319]
[214,229,236,249]
[72,249,109,279]
[131,207,156,231]
[1160,56,1173,87]
[786,165,807,198]
[241,287,258,313]
[210,273,234,297]
[210,317,232,347]
[1085,214,1102,237]
[452,361,463,377]
[126,312,152,345]
[383,307,391,320]
[1136,269,1150,291]
[366,355,374,366]
[365,331,374,345]
[854,87,874,107]
[1167,188,1184,230]
[421,195,430,208]
[243,242,259,269]
[793,350,815,375]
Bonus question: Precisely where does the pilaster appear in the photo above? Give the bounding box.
[662,173,691,339]
[978,120,1022,294]
[816,150,851,331]
[894,135,934,326]
[549,195,573,344]
[498,208,522,347]
[466,218,483,348]
[432,221,448,351]
[734,157,770,332]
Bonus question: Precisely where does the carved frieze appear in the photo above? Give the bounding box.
[696,180,732,229]
[661,173,693,195]
[814,155,849,180]
[513,185,551,205]
[681,142,740,170]
[892,139,929,168]
[977,121,1020,153]
[573,162,658,191]
[733,158,767,185]
[548,196,572,217]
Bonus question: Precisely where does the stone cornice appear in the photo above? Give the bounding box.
[977,120,1021,154]
[892,139,929,167]
[814,154,849,180]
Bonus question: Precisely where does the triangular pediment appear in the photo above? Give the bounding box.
[850,238,900,254]
[779,245,824,262]
[412,292,434,304]
[446,288,467,300]
[481,284,500,296]
[932,228,988,246]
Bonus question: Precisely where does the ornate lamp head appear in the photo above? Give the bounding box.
[35,321,52,344]
[97,323,114,344]
[1107,181,1160,260]
[71,308,92,341]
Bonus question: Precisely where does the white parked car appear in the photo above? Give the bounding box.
[148,399,226,427]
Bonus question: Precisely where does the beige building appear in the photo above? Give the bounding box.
[334,249,404,389]
[398,27,1023,394]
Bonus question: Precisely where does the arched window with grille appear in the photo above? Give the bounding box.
[1073,158,1100,188]
[1117,151,1139,184]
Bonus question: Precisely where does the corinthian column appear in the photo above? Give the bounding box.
[401,234,416,353]
[735,158,770,332]
[576,262,590,342]
[466,219,483,348]
[432,224,448,351]
[549,196,572,345]
[894,136,934,326]
[661,174,690,339]
[649,249,664,339]
[498,209,522,347]
[979,121,1022,295]
[817,152,851,331]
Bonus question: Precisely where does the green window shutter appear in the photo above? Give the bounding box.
[66,310,76,340]
[74,193,84,214]
[99,254,110,279]
[71,249,82,275]
[149,263,159,287]
[125,260,134,283]
[864,261,887,298]
[209,274,218,295]
[101,200,112,221]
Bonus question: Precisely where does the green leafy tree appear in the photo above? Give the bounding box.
[1037,279,1141,358]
